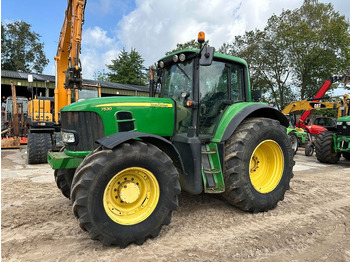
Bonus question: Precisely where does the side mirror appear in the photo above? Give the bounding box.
[251,89,261,102]
[199,46,215,66]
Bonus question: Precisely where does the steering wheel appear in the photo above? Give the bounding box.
[203,91,226,118]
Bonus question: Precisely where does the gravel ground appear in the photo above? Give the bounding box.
[1,147,350,262]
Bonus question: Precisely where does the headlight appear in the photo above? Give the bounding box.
[173,55,179,62]
[179,53,186,62]
[337,122,343,125]
[346,122,350,125]
[61,130,76,144]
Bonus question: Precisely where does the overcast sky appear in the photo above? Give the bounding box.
[2,0,349,80]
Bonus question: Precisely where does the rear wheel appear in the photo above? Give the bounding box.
[222,118,294,212]
[315,131,341,164]
[27,132,52,164]
[70,141,180,247]
[288,131,298,155]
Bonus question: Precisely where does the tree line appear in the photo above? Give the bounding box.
[2,0,349,110]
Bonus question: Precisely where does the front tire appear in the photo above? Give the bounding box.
[27,132,52,164]
[54,169,75,198]
[222,118,294,212]
[70,141,180,247]
[315,131,341,164]
[304,143,314,156]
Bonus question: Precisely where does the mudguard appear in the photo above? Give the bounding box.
[216,104,289,142]
[96,132,185,173]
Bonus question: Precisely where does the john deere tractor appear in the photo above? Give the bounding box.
[48,32,294,247]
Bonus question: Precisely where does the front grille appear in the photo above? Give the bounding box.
[337,122,350,136]
[116,111,135,132]
[61,111,104,151]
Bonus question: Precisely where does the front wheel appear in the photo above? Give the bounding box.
[70,141,180,247]
[222,118,294,212]
[54,168,75,198]
[304,143,314,156]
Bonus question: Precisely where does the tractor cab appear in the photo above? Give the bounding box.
[155,33,249,140]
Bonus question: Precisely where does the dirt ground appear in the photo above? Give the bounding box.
[1,147,350,262]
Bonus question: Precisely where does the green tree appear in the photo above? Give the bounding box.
[220,27,295,110]
[279,0,350,99]
[106,48,147,86]
[219,0,350,109]
[93,69,110,82]
[165,39,209,55]
[1,21,49,73]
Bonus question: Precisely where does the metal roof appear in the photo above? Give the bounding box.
[1,70,149,92]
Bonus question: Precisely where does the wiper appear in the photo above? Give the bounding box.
[176,64,191,80]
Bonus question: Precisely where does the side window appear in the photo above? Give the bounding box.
[231,64,244,102]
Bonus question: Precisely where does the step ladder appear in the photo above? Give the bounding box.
[201,143,225,193]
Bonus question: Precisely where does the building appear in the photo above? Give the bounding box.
[1,70,149,99]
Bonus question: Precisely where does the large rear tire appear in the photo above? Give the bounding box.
[222,118,294,212]
[27,132,52,164]
[315,131,341,164]
[70,141,180,247]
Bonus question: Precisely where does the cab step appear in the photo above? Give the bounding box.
[201,143,225,193]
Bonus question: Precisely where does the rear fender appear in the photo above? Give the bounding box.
[214,104,289,142]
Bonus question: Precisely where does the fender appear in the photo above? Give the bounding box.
[96,132,185,173]
[215,104,289,142]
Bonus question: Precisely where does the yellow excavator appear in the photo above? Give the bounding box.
[282,94,350,119]
[27,0,100,164]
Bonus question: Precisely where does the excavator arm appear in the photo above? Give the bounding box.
[54,0,86,124]
[296,75,343,127]
[282,75,349,127]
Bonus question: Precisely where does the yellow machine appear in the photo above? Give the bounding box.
[27,99,52,122]
[27,0,100,164]
[282,94,350,119]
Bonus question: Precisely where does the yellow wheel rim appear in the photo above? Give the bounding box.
[249,140,284,194]
[103,167,159,225]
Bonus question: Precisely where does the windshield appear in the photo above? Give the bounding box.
[160,59,194,133]
[160,59,193,101]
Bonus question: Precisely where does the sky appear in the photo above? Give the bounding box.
[1,0,350,84]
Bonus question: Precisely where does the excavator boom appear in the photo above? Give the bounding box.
[54,0,86,123]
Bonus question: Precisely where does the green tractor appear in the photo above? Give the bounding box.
[48,33,294,247]
[315,115,350,163]
[287,127,307,155]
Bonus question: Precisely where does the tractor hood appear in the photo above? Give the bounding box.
[60,96,176,137]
